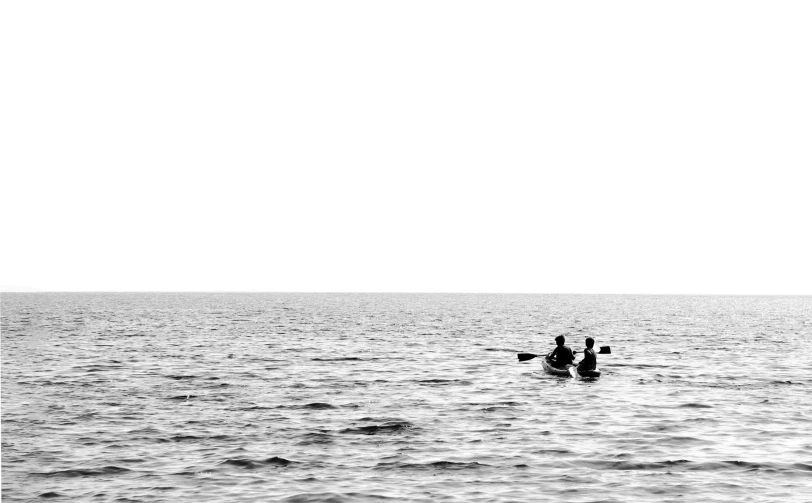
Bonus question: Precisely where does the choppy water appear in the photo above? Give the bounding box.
[2,293,811,502]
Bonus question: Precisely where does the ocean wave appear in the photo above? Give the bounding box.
[5,293,812,502]
[480,406,514,412]
[220,456,296,469]
[167,395,197,401]
[374,460,490,471]
[468,401,524,407]
[31,466,132,477]
[533,448,571,454]
[282,492,398,503]
[416,379,473,386]
[311,357,364,361]
[297,402,337,410]
[356,417,408,422]
[579,459,810,472]
[340,421,416,435]
[296,432,334,445]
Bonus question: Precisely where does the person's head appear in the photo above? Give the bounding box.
[585,337,594,348]
[555,335,565,346]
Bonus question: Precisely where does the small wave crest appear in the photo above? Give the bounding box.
[579,459,807,472]
[297,402,337,410]
[220,456,295,469]
[31,466,132,477]
[374,460,490,471]
[296,432,334,445]
[311,357,364,362]
[416,379,472,386]
[340,420,416,435]
[283,492,398,502]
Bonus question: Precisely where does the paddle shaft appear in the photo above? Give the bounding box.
[517,346,610,362]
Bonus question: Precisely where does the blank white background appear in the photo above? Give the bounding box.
[2,1,810,294]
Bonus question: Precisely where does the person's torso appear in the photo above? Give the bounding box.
[580,348,596,369]
[555,345,574,365]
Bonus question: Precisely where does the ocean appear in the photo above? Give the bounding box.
[2,293,811,502]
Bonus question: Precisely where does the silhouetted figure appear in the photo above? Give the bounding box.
[577,337,597,372]
[548,335,575,368]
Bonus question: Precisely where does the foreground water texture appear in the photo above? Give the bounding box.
[2,293,811,502]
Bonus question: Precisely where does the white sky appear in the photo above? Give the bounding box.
[1,1,810,294]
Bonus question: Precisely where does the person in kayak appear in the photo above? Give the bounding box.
[548,335,575,368]
[577,337,597,372]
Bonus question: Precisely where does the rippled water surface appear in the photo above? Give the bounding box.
[2,293,811,502]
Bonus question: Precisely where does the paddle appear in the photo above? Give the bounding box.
[517,346,611,362]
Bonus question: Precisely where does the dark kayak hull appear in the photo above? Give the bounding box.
[571,367,601,378]
[541,357,572,377]
[541,357,601,378]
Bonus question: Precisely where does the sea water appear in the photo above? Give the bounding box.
[2,293,811,502]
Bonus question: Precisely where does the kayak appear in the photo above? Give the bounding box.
[541,356,601,378]
[541,356,573,377]
[569,366,601,379]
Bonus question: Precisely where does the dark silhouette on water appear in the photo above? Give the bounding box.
[577,337,597,372]
[516,343,610,362]
[548,335,575,368]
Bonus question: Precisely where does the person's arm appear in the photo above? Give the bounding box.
[579,349,595,369]
[575,349,585,368]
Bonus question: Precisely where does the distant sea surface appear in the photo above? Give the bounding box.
[2,293,811,502]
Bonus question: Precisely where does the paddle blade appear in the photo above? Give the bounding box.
[517,353,539,362]
[598,346,611,354]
